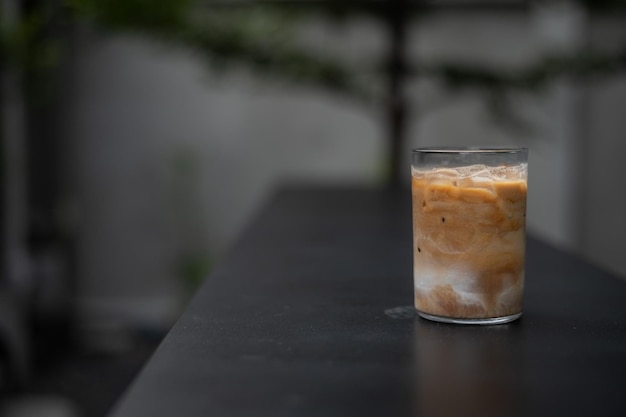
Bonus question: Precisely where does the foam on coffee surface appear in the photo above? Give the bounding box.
[412,164,527,319]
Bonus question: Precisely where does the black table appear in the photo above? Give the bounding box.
[109,187,626,417]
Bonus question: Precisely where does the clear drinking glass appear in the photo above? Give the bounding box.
[411,147,528,324]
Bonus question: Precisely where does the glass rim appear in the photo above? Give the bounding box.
[412,146,527,154]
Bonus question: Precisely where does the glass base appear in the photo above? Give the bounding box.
[417,311,522,325]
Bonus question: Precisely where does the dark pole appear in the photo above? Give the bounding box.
[385,0,409,188]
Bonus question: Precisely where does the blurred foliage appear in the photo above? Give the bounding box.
[1,6,65,71]
[3,0,626,163]
[66,0,374,103]
[577,0,626,11]
[416,48,626,130]
[1,3,65,101]
[68,0,192,32]
[62,1,626,120]
[420,51,626,93]
[5,1,626,116]
[169,144,212,296]
[179,252,212,301]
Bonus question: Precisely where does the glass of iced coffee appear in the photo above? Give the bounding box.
[411,147,528,324]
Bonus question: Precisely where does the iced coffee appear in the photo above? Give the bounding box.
[411,148,528,324]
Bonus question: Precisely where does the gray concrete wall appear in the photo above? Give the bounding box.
[66,26,385,330]
[583,16,626,278]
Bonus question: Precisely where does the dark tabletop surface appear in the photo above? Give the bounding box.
[109,186,626,417]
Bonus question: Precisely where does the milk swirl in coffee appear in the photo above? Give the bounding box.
[411,163,527,320]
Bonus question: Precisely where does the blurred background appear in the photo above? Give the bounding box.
[1,0,626,416]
